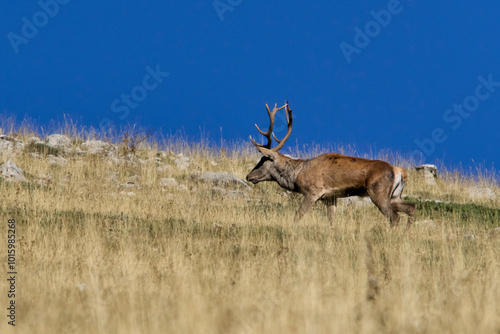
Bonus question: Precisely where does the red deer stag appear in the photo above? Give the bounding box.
[246,102,416,227]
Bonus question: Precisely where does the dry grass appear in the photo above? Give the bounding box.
[1,130,499,334]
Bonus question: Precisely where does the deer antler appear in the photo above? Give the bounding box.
[271,102,293,151]
[250,101,293,152]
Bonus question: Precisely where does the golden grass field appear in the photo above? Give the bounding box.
[1,128,499,333]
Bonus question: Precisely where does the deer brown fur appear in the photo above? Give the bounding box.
[247,102,416,227]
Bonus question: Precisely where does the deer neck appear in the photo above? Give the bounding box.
[272,156,305,191]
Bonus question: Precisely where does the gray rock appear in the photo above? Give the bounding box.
[47,155,68,166]
[0,135,25,156]
[106,155,121,165]
[46,134,72,152]
[173,154,190,170]
[0,135,16,142]
[81,140,112,155]
[415,220,436,227]
[0,160,27,183]
[157,165,173,172]
[419,199,445,204]
[414,164,438,185]
[120,191,136,197]
[190,172,250,190]
[158,178,178,188]
[338,196,373,207]
[469,187,497,201]
[26,136,44,145]
[74,148,88,156]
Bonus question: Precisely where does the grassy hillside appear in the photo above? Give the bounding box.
[0,127,499,334]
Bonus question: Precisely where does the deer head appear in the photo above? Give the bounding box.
[246,102,294,186]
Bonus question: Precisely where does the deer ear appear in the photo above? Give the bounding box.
[256,146,280,160]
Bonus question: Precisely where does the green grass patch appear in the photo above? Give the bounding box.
[408,197,500,227]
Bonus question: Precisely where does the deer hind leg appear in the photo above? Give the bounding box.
[367,172,400,227]
[294,194,321,223]
[372,199,400,227]
[391,199,416,227]
[389,173,416,227]
[368,190,400,226]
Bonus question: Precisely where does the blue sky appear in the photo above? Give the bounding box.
[1,1,499,171]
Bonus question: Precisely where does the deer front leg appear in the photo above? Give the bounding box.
[294,195,320,223]
[325,197,337,226]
